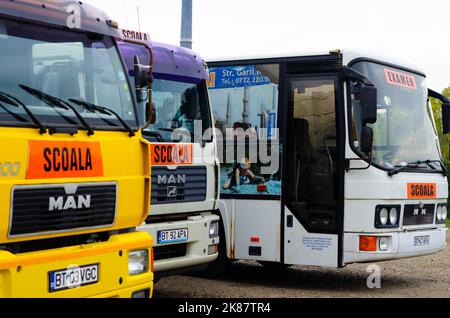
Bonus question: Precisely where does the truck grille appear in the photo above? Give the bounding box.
[151,166,207,205]
[10,183,116,237]
[403,204,435,226]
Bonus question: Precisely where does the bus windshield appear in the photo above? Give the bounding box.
[145,76,212,143]
[350,61,441,171]
[0,18,137,131]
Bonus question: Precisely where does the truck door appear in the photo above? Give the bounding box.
[283,70,344,267]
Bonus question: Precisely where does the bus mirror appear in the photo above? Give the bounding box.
[360,86,378,124]
[360,126,374,155]
[442,103,450,134]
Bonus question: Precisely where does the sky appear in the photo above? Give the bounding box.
[85,0,450,91]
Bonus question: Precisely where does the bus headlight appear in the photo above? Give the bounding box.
[380,208,388,225]
[375,205,400,228]
[129,250,149,276]
[436,204,447,223]
[436,205,443,221]
[389,207,398,225]
[209,221,219,238]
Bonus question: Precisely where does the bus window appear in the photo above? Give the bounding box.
[208,64,281,197]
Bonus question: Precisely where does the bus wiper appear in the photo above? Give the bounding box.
[19,85,94,136]
[0,91,47,134]
[68,98,135,137]
[389,160,447,177]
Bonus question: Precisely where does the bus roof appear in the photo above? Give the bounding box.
[0,0,122,38]
[207,48,426,76]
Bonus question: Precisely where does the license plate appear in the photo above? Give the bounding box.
[158,228,188,244]
[49,264,99,292]
[413,235,430,247]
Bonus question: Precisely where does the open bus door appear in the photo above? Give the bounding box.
[283,70,344,267]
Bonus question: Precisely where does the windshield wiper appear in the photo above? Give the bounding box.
[19,85,94,136]
[0,91,47,134]
[142,130,164,142]
[389,160,447,177]
[68,99,135,137]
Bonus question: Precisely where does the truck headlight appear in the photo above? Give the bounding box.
[129,250,149,276]
[209,221,219,238]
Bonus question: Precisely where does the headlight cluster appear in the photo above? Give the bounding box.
[375,206,400,228]
[128,250,149,276]
[436,204,448,223]
[209,221,219,238]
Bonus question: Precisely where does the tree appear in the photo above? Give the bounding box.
[431,87,450,165]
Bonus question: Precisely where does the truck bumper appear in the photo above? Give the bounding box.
[0,232,153,298]
[343,227,447,264]
[139,213,220,273]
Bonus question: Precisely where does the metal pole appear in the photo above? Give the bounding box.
[137,5,141,32]
[242,87,249,124]
[180,0,193,49]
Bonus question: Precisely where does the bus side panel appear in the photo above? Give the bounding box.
[223,199,281,262]
[284,207,338,267]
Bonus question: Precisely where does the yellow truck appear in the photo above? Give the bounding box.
[0,0,154,297]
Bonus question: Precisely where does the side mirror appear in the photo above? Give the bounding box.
[442,103,450,134]
[134,55,149,103]
[360,126,374,155]
[360,86,378,124]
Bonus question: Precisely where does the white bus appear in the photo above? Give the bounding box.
[206,49,448,270]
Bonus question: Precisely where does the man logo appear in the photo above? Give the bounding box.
[157,174,187,185]
[49,195,91,212]
[167,186,178,198]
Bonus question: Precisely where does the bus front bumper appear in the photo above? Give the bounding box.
[0,232,153,298]
[343,227,447,264]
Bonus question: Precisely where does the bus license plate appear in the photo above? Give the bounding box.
[49,264,99,292]
[413,235,430,247]
[158,228,188,244]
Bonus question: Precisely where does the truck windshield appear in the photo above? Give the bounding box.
[145,76,212,143]
[350,61,441,170]
[0,18,137,131]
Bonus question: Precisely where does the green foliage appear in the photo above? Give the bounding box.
[431,87,450,165]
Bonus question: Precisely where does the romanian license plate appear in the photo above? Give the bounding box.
[413,235,430,247]
[49,264,99,292]
[158,228,188,244]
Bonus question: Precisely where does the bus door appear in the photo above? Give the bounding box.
[283,71,343,267]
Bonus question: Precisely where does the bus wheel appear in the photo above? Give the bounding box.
[257,261,293,269]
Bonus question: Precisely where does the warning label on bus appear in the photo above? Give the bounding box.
[407,183,436,199]
[384,68,417,90]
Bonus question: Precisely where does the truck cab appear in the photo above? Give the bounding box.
[118,36,220,275]
[0,1,153,297]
